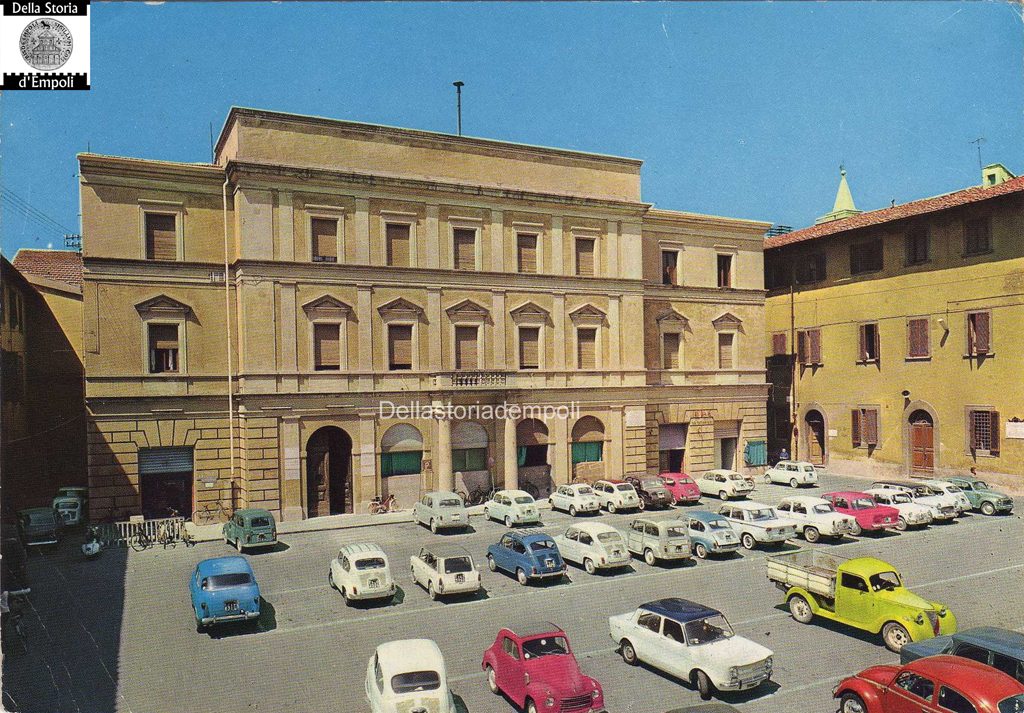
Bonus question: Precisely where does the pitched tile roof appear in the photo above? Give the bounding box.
[765,175,1024,250]
[11,249,83,288]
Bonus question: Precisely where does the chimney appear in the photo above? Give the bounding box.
[982,163,1016,188]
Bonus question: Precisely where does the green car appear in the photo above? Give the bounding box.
[222,509,277,552]
[945,476,1014,516]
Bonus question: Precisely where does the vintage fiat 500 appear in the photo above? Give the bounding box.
[823,491,899,536]
[409,546,481,600]
[870,480,959,521]
[329,542,396,603]
[189,556,261,631]
[625,517,692,565]
[775,496,856,543]
[412,490,468,533]
[609,598,773,700]
[483,623,605,713]
[17,507,60,547]
[222,508,278,551]
[681,510,740,559]
[484,489,541,527]
[625,475,674,510]
[486,531,565,586]
[53,486,88,526]
[658,473,702,504]
[592,479,642,513]
[548,483,602,516]
[366,638,456,713]
[945,475,1015,515]
[696,470,754,501]
[716,501,798,550]
[762,460,818,488]
[553,522,630,574]
[864,488,934,530]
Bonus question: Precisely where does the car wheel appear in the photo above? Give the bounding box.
[637,500,646,511]
[895,516,908,532]
[328,570,336,590]
[741,533,756,550]
[719,491,729,501]
[487,554,497,572]
[789,594,814,623]
[982,501,996,516]
[790,478,799,488]
[430,519,438,534]
[504,515,513,528]
[620,639,638,665]
[883,622,911,652]
[804,526,820,543]
[839,692,867,713]
[428,582,438,601]
[694,670,713,701]
[644,549,657,566]
[486,665,499,694]
[483,507,490,521]
[569,505,577,517]
[584,558,596,575]
[195,617,205,634]
[694,543,708,559]
[516,568,529,586]
[526,699,539,713]
[849,520,863,536]
[763,474,773,484]
[340,586,348,602]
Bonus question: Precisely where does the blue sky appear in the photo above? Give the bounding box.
[2,1,1022,254]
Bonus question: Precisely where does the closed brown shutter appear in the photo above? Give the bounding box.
[519,327,539,369]
[388,324,413,370]
[908,319,929,357]
[453,228,476,271]
[313,323,340,370]
[577,328,596,369]
[149,324,178,350]
[809,329,822,364]
[311,218,338,262]
[969,410,978,450]
[663,332,680,369]
[772,332,787,356]
[797,331,807,364]
[990,411,1000,454]
[145,213,177,261]
[575,239,595,276]
[851,409,862,447]
[970,312,990,354]
[386,223,411,267]
[858,325,867,361]
[864,409,879,446]
[718,332,734,369]
[454,326,478,370]
[517,234,538,273]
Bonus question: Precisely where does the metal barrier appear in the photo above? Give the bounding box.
[93,517,186,547]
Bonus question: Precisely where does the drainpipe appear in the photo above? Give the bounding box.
[222,176,236,504]
[789,284,797,460]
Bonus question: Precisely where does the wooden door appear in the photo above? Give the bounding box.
[806,415,825,465]
[911,421,934,472]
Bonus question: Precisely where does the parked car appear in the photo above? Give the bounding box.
[189,555,261,631]
[625,517,692,565]
[548,483,602,517]
[902,627,1024,683]
[762,460,818,488]
[609,597,773,700]
[864,488,934,531]
[592,480,642,513]
[775,496,857,543]
[834,655,1024,713]
[944,475,1014,516]
[366,639,456,713]
[822,491,899,536]
[484,489,541,527]
[53,496,85,527]
[409,546,480,600]
[625,475,674,510]
[658,473,702,504]
[679,510,740,559]
[766,550,956,652]
[716,501,798,550]
[483,623,606,713]
[54,485,89,504]
[222,508,278,551]
[920,479,973,514]
[17,507,60,547]
[486,530,565,586]
[554,522,630,574]
[870,480,960,520]
[329,542,396,603]
[412,491,468,533]
[696,470,753,501]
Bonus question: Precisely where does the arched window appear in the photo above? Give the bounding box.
[380,424,423,476]
[452,422,488,472]
[571,416,605,464]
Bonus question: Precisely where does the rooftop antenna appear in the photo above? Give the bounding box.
[969,137,986,172]
[209,122,215,163]
[452,81,464,136]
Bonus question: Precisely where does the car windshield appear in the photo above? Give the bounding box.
[26,512,55,525]
[206,573,252,589]
[390,671,440,694]
[597,531,622,544]
[748,508,776,521]
[576,486,594,495]
[812,504,835,514]
[662,478,676,486]
[727,473,745,481]
[439,499,462,508]
[522,636,569,659]
[616,484,634,492]
[515,496,534,504]
[443,556,473,574]
[852,498,876,509]
[684,614,734,645]
[57,503,79,511]
[944,485,962,493]
[708,519,731,530]
[890,493,912,504]
[975,481,990,490]
[355,557,386,570]
[801,466,815,472]
[642,480,662,490]
[869,571,901,591]
[529,539,556,552]
[666,526,688,539]
[250,517,272,528]
[998,695,1024,713]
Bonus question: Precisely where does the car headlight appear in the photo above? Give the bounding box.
[939,607,948,617]
[729,666,738,681]
[915,613,925,625]
[545,694,555,707]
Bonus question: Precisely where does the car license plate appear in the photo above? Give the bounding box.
[451,514,461,520]
[368,579,379,588]
[224,600,238,611]
[545,558,554,567]
[455,574,465,583]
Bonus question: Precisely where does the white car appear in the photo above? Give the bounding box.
[329,543,396,603]
[412,491,468,533]
[920,479,973,515]
[554,522,631,574]
[762,460,818,488]
[609,597,773,700]
[365,638,456,713]
[548,483,602,516]
[717,501,799,550]
[870,480,959,521]
[592,480,642,513]
[483,489,541,527]
[864,488,934,530]
[774,496,857,543]
[409,546,481,600]
[697,470,754,501]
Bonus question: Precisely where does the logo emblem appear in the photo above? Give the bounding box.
[19,18,73,71]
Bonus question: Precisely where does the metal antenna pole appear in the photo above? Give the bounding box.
[453,81,464,136]
[970,137,986,172]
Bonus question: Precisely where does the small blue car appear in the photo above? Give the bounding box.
[189,556,261,632]
[486,530,565,586]
[679,510,741,559]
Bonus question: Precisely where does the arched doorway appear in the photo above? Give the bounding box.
[571,416,605,481]
[380,424,424,507]
[909,410,935,473]
[516,418,551,498]
[306,427,353,517]
[804,410,826,466]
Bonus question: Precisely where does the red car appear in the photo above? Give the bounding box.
[823,491,899,536]
[834,655,1024,713]
[483,623,605,713]
[658,472,701,504]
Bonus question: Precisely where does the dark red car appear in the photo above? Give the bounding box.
[823,491,900,536]
[834,655,1024,713]
[658,472,702,504]
[483,622,605,713]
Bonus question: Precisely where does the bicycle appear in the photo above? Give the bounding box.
[457,488,492,506]
[192,500,233,526]
[367,494,399,515]
[1,588,30,654]
[130,528,154,552]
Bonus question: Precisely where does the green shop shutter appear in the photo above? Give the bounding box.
[744,440,767,467]
[381,451,422,477]
[572,441,603,464]
[139,447,194,475]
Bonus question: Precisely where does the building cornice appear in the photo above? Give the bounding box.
[77,153,225,185]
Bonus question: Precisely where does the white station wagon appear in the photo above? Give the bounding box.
[554,522,631,574]
[412,491,468,533]
[774,496,857,543]
[366,638,456,713]
[409,546,481,600]
[592,480,641,513]
[484,489,541,527]
[716,501,798,550]
[548,483,602,516]
[329,542,396,603]
[762,460,819,488]
[697,470,754,501]
[625,518,692,565]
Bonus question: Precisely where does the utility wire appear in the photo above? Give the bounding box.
[1,187,74,234]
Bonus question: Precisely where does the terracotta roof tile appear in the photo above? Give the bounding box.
[11,249,83,288]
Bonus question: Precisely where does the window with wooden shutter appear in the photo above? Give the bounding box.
[663,332,680,369]
[968,311,991,355]
[145,213,177,261]
[454,326,479,370]
[313,323,341,370]
[905,226,929,265]
[717,254,733,287]
[517,234,537,273]
[964,218,991,255]
[453,228,477,271]
[519,327,539,369]
[969,410,1000,454]
[797,330,808,364]
[386,223,411,267]
[864,409,879,446]
[388,324,413,370]
[908,318,930,358]
[851,409,862,447]
[662,251,678,285]
[772,332,787,356]
[311,218,338,263]
[809,329,822,364]
[717,332,734,369]
[575,238,595,276]
[858,323,879,362]
[990,411,1000,455]
[577,328,597,369]
[795,253,826,285]
[850,239,883,274]
[148,324,179,373]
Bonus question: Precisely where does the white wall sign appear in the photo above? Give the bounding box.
[1006,422,1024,440]
[625,407,646,428]
[284,447,300,480]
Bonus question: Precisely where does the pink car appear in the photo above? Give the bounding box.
[823,491,899,536]
[658,472,701,504]
[483,623,606,713]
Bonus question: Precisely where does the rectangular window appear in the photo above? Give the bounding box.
[453,228,477,271]
[454,325,479,370]
[771,332,787,356]
[575,238,595,276]
[717,254,733,287]
[380,450,422,477]
[517,233,538,273]
[662,332,680,369]
[850,239,883,274]
[969,409,1000,455]
[964,217,991,255]
[387,324,413,371]
[794,253,826,284]
[717,332,734,369]
[313,323,341,371]
[967,311,991,355]
[858,323,880,362]
[907,318,930,358]
[797,329,822,365]
[852,408,879,447]
[576,328,597,369]
[386,223,411,267]
[766,260,792,290]
[452,447,487,471]
[661,250,678,285]
[311,218,338,263]
[905,226,929,265]
[145,213,177,261]
[148,323,179,374]
[518,326,539,370]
